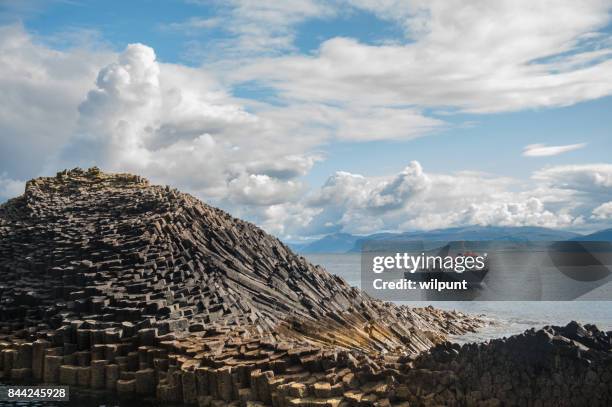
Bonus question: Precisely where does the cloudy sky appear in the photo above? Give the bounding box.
[1,0,611,241]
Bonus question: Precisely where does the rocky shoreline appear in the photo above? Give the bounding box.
[1,319,610,406]
[0,169,610,406]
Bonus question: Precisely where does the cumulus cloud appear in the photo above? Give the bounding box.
[245,155,321,180]
[460,198,580,230]
[272,160,612,237]
[533,164,612,195]
[368,161,429,211]
[0,27,322,225]
[0,24,112,179]
[258,202,322,239]
[522,143,586,157]
[1,15,611,240]
[290,162,585,236]
[0,173,24,202]
[227,174,303,206]
[49,43,320,209]
[592,201,612,220]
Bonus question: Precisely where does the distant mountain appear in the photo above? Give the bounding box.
[350,226,582,252]
[296,232,360,254]
[294,226,582,253]
[570,228,612,241]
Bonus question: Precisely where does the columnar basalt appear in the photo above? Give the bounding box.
[413,322,612,406]
[0,168,481,405]
[1,169,609,406]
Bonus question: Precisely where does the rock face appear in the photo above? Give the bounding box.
[0,168,483,404]
[413,322,612,406]
[0,168,477,349]
[0,169,610,406]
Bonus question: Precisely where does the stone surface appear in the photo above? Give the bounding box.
[0,168,478,353]
[4,169,606,405]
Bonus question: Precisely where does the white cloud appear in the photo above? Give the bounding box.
[292,162,583,236]
[0,24,112,179]
[159,17,221,32]
[186,0,336,58]
[0,27,323,218]
[460,197,580,230]
[522,143,586,157]
[592,201,612,220]
[258,202,322,238]
[252,103,444,142]
[331,106,444,141]
[0,173,24,202]
[173,1,612,143]
[367,161,429,210]
[46,43,321,208]
[227,174,303,206]
[230,0,612,115]
[1,16,611,239]
[533,164,612,194]
[267,161,612,237]
[245,154,321,180]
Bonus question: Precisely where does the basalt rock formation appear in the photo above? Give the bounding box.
[414,321,612,406]
[0,168,482,405]
[0,169,610,406]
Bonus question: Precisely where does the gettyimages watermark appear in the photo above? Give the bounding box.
[361,240,612,301]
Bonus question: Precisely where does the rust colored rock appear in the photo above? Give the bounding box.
[314,382,332,398]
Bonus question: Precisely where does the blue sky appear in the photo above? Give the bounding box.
[1,0,612,240]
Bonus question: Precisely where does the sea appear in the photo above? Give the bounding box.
[305,253,612,343]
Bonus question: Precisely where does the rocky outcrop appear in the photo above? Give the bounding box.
[0,169,610,405]
[0,168,479,349]
[1,319,609,406]
[0,168,482,404]
[411,321,612,406]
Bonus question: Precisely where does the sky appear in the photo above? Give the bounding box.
[0,0,611,241]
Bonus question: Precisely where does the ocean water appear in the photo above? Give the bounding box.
[305,253,612,343]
